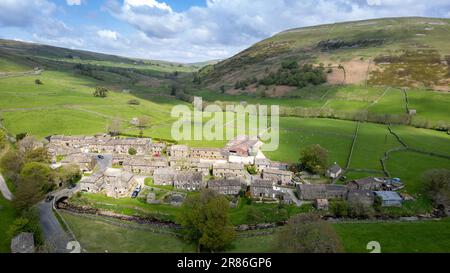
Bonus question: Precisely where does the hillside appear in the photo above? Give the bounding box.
[0,39,197,74]
[200,17,450,93]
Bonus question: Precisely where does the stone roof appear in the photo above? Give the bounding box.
[174,171,203,182]
[251,179,273,188]
[255,158,271,165]
[11,233,35,253]
[263,168,292,176]
[327,163,342,174]
[154,167,176,176]
[352,177,386,187]
[347,190,375,203]
[170,145,189,151]
[213,162,244,170]
[209,179,242,188]
[61,153,93,163]
[297,184,347,200]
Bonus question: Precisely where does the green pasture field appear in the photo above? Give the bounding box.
[0,56,29,72]
[349,122,401,170]
[265,117,356,164]
[333,218,450,253]
[385,151,450,195]
[0,195,16,253]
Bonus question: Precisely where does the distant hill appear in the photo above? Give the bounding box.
[199,17,450,93]
[0,39,198,74]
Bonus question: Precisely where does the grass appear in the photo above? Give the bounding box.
[60,212,193,253]
[349,122,401,170]
[60,210,450,253]
[0,195,16,253]
[265,117,355,164]
[334,218,450,253]
[386,150,450,195]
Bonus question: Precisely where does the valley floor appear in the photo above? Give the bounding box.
[60,211,450,253]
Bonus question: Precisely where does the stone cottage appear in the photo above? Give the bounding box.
[208,178,243,195]
[212,162,246,178]
[297,184,348,200]
[168,145,189,158]
[251,179,276,199]
[153,167,176,186]
[79,168,137,198]
[174,171,204,191]
[262,169,293,186]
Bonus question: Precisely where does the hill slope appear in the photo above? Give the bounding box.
[200,17,450,92]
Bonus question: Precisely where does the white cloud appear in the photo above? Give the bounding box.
[1,0,450,62]
[66,0,82,6]
[97,29,118,40]
[101,0,449,61]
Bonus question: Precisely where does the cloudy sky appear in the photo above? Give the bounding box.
[0,0,449,62]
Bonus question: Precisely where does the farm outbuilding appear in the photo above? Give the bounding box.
[374,191,403,207]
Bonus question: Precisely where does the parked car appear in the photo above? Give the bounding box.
[131,191,139,198]
[97,155,104,160]
[45,195,54,202]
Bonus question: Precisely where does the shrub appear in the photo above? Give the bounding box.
[128,147,137,155]
[127,99,140,105]
[34,79,43,85]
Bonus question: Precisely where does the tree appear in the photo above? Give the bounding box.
[128,147,137,156]
[246,165,258,175]
[136,116,150,137]
[178,189,236,252]
[272,213,343,253]
[127,99,140,105]
[93,87,108,98]
[54,164,81,187]
[423,169,450,207]
[24,147,50,164]
[300,144,329,174]
[107,117,122,136]
[18,136,40,153]
[0,149,24,185]
[330,200,349,218]
[13,162,52,211]
[220,85,225,93]
[0,129,6,149]
[35,79,43,85]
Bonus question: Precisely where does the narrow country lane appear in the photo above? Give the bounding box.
[0,173,13,201]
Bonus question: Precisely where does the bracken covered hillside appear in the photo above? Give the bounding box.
[199,17,450,93]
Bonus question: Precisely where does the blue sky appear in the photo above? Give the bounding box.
[0,0,449,62]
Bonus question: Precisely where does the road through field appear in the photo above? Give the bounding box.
[0,173,13,201]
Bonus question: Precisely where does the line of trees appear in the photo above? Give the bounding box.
[259,62,326,88]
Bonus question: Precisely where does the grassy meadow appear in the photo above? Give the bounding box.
[60,211,450,253]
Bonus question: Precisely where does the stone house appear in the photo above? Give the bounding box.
[61,153,96,172]
[262,169,293,186]
[347,190,375,206]
[213,162,245,178]
[168,145,189,158]
[297,184,348,200]
[113,155,168,175]
[208,179,243,195]
[226,135,263,165]
[11,232,35,253]
[49,135,152,155]
[151,142,166,156]
[314,199,329,210]
[269,161,289,171]
[174,171,204,191]
[196,162,212,176]
[79,168,137,198]
[347,177,386,191]
[326,163,343,179]
[190,148,227,161]
[153,167,176,186]
[255,158,271,172]
[251,179,276,199]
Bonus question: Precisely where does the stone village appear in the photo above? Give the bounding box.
[45,134,406,209]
